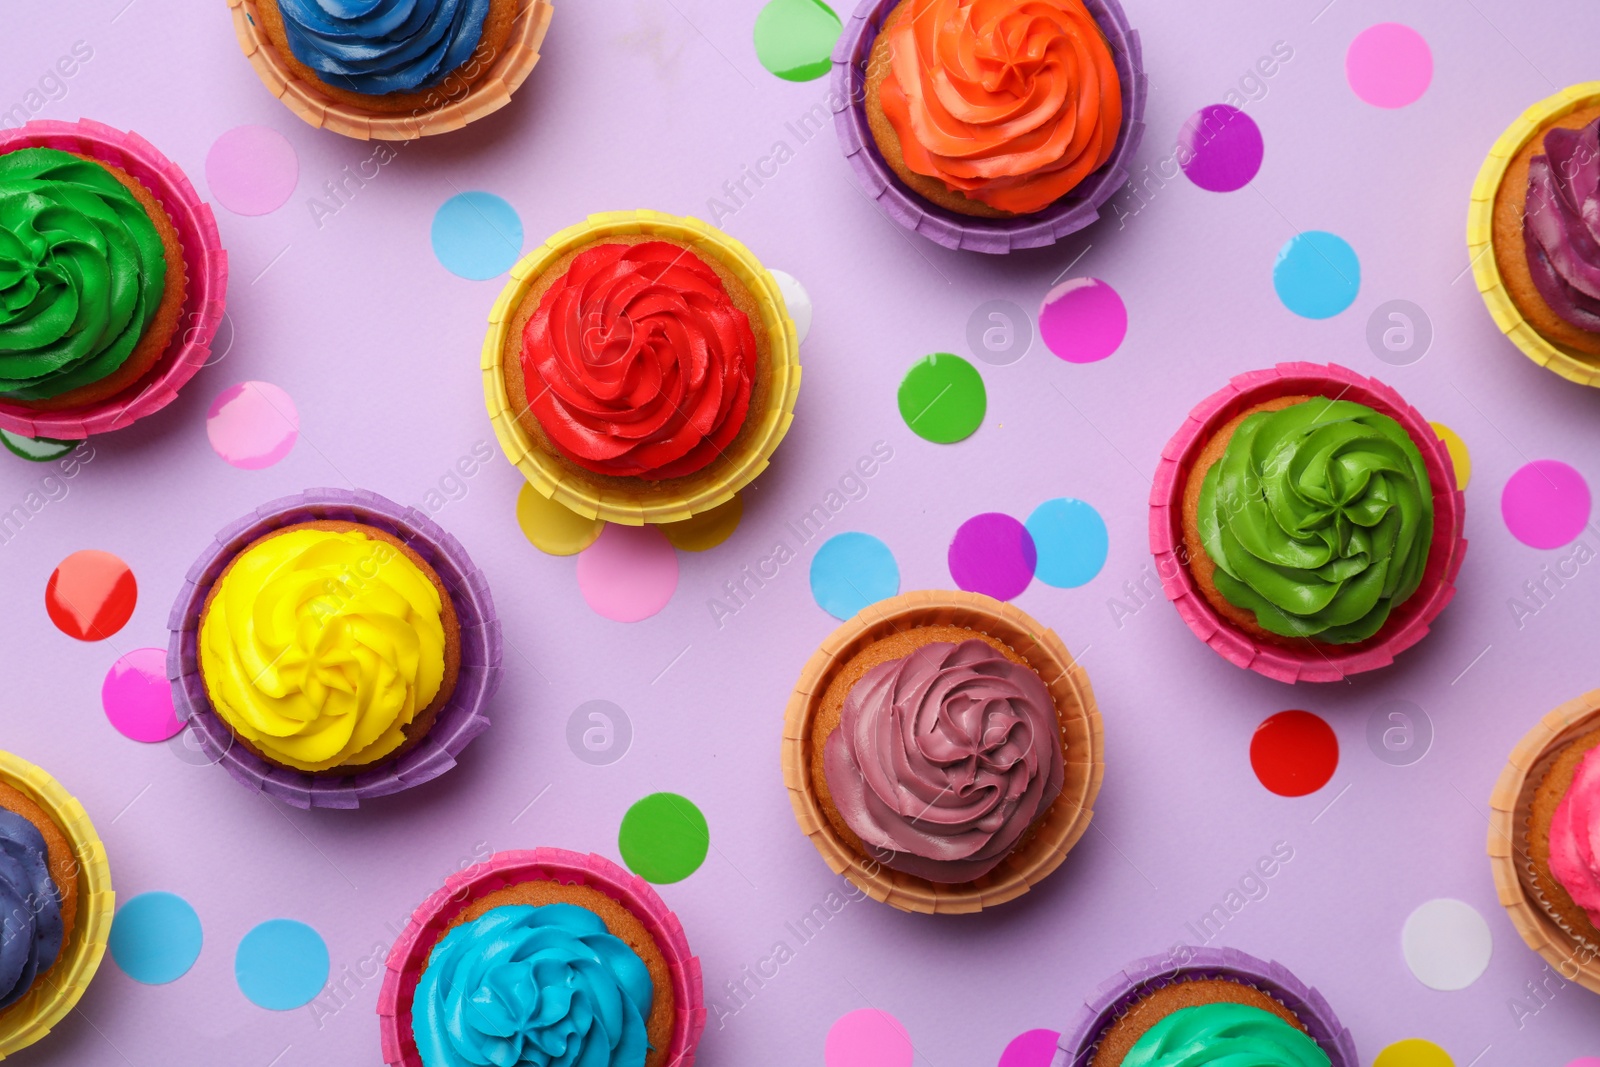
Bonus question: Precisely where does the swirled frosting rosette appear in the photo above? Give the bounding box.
[0,811,64,1012]
[1547,743,1600,931]
[1120,1004,1330,1067]
[274,0,492,95]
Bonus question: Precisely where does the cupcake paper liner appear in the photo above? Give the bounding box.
[1053,947,1357,1067]
[377,848,706,1067]
[1148,363,1467,685]
[782,589,1104,914]
[483,210,802,525]
[0,119,227,441]
[0,753,114,1060]
[229,0,553,140]
[1489,688,1600,993]
[830,0,1147,254]
[165,488,502,809]
[1468,82,1600,388]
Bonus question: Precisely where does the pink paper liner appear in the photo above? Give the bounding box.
[377,848,706,1067]
[0,119,227,440]
[1148,362,1467,684]
[1052,947,1357,1067]
[165,488,502,809]
[831,0,1147,254]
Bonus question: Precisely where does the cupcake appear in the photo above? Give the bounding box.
[0,753,113,1059]
[378,849,705,1067]
[484,211,801,524]
[0,120,225,441]
[169,489,500,808]
[834,0,1146,252]
[783,590,1102,913]
[230,0,554,139]
[1151,364,1466,684]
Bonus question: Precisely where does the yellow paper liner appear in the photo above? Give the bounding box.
[781,590,1104,914]
[1468,82,1600,388]
[0,754,113,1059]
[1489,687,1600,993]
[483,210,802,525]
[228,0,553,140]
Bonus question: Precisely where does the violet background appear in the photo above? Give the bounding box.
[2,0,1600,1064]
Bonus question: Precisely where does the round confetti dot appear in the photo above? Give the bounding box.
[576,524,679,622]
[235,919,329,1010]
[204,125,298,216]
[769,269,813,345]
[1374,1040,1453,1067]
[1274,231,1360,319]
[1025,499,1108,588]
[1250,710,1338,797]
[999,1028,1060,1067]
[0,429,74,462]
[46,549,135,642]
[103,647,182,743]
[1502,460,1591,549]
[898,353,986,443]
[516,483,604,556]
[1177,105,1263,192]
[206,381,298,470]
[810,532,900,620]
[825,1008,914,1067]
[1346,24,1433,109]
[1566,1060,1600,1067]
[109,892,202,985]
[431,191,523,281]
[753,0,842,82]
[1402,899,1492,991]
[618,792,709,884]
[1430,422,1470,490]
[662,493,743,552]
[1038,277,1127,364]
[949,513,1036,601]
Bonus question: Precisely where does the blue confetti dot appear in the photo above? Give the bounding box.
[109,891,203,985]
[235,919,329,1010]
[1273,231,1360,319]
[430,192,523,280]
[1026,498,1109,588]
[810,532,899,620]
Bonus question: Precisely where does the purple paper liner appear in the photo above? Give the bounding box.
[831,0,1148,254]
[1053,947,1358,1067]
[165,488,502,809]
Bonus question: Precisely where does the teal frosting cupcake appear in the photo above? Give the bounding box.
[1123,1003,1330,1067]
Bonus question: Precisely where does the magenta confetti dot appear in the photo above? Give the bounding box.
[1502,460,1591,549]
[576,524,679,622]
[205,125,298,216]
[102,648,183,743]
[825,1009,913,1067]
[949,513,1036,600]
[207,381,299,470]
[999,1028,1060,1067]
[1346,23,1432,108]
[1039,278,1126,364]
[1178,105,1263,192]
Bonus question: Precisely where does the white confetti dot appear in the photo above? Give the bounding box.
[1402,898,1492,991]
[769,268,812,345]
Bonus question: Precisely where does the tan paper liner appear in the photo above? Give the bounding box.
[781,590,1103,914]
[1489,687,1600,993]
[228,0,553,140]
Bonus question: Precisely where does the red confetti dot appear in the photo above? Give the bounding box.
[46,550,136,641]
[1250,710,1338,797]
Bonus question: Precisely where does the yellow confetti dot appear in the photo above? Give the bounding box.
[1430,421,1471,490]
[661,493,743,552]
[1374,1038,1453,1067]
[516,483,603,556]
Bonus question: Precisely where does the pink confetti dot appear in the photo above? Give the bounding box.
[999,1028,1060,1067]
[1501,460,1591,549]
[825,1009,913,1067]
[1565,1060,1600,1067]
[576,524,679,622]
[205,125,298,216]
[207,381,299,470]
[1346,24,1432,109]
[1039,278,1127,364]
[103,648,183,743]
[949,513,1036,601]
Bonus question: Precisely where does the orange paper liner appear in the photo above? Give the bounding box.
[483,210,802,525]
[0,754,113,1059]
[228,0,553,140]
[781,590,1104,914]
[1489,687,1600,993]
[1468,82,1600,388]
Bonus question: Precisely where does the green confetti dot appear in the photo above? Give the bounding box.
[898,353,986,443]
[1,429,75,462]
[754,0,842,82]
[618,792,709,884]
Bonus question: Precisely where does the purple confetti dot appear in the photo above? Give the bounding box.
[1039,278,1127,364]
[948,513,1036,600]
[1177,105,1263,192]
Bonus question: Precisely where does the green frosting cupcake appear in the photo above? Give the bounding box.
[0,147,167,401]
[1122,1003,1331,1067]
[1196,398,1433,644]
